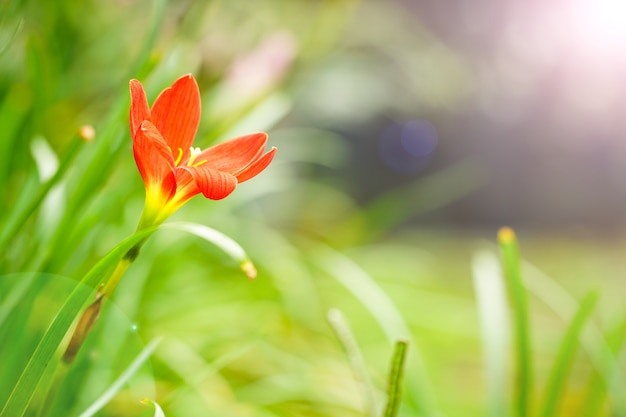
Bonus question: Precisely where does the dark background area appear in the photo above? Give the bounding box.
[297,0,626,233]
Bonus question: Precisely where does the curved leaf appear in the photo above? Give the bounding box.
[163,221,256,278]
[538,291,598,417]
[141,398,166,417]
[0,228,155,417]
[77,338,162,417]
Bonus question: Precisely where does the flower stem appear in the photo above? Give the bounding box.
[62,293,103,364]
[61,195,161,364]
[100,255,133,297]
[62,240,145,364]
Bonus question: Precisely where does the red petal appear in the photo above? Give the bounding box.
[235,147,277,183]
[150,74,201,162]
[133,121,177,200]
[197,132,268,174]
[186,165,238,200]
[129,79,151,137]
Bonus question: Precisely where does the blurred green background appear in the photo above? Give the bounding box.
[1,0,626,416]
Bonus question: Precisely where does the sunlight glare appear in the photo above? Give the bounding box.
[574,0,626,47]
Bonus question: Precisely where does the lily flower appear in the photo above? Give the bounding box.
[129,74,276,227]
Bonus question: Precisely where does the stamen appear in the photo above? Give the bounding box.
[187,147,203,167]
[174,148,184,165]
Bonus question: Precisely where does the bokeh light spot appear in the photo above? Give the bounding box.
[379,119,438,174]
[401,119,438,157]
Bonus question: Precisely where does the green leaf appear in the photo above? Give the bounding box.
[521,261,626,417]
[311,243,438,416]
[538,290,598,417]
[141,398,166,417]
[498,227,532,417]
[578,318,626,417]
[0,228,155,417]
[523,261,626,417]
[383,340,409,417]
[0,217,256,416]
[327,308,378,417]
[163,222,256,278]
[38,0,167,273]
[0,17,22,57]
[471,250,509,417]
[77,338,162,417]
[0,135,84,251]
[0,84,29,192]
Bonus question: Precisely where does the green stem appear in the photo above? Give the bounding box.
[383,340,409,417]
[327,309,378,417]
[61,238,147,364]
[60,170,173,363]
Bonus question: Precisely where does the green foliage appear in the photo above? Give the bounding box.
[383,340,408,417]
[1,1,625,417]
[499,228,533,417]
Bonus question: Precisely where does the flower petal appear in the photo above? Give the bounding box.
[129,79,151,137]
[186,165,238,200]
[150,74,201,161]
[170,167,200,204]
[235,146,277,183]
[133,121,177,201]
[197,132,268,174]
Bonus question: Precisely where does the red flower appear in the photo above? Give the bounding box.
[129,74,276,226]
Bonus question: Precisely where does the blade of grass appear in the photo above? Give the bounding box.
[0,3,24,82]
[0,16,22,56]
[126,0,167,79]
[577,318,626,417]
[77,337,162,417]
[163,222,257,279]
[0,273,36,330]
[0,131,86,251]
[0,227,155,417]
[498,227,532,417]
[471,250,510,417]
[236,219,325,331]
[0,274,40,405]
[521,262,626,417]
[310,242,437,416]
[61,218,257,413]
[327,308,378,417]
[157,337,253,408]
[40,0,166,272]
[0,80,28,195]
[141,398,166,417]
[65,221,256,413]
[383,340,409,417]
[538,290,598,417]
[61,0,166,215]
[0,174,39,265]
